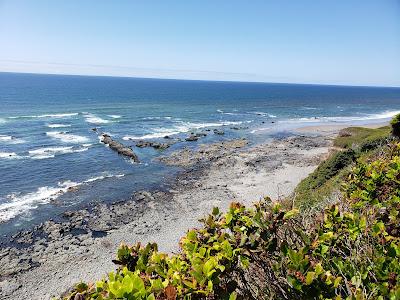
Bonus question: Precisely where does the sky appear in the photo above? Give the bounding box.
[0,1,399,86]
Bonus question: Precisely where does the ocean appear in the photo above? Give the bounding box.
[1,72,400,235]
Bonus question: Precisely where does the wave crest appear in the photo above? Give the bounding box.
[0,173,125,223]
[46,131,90,143]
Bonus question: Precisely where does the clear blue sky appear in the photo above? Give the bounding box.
[0,1,399,86]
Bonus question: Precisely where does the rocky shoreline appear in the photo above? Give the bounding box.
[0,133,332,299]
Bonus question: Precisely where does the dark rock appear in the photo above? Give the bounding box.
[152,143,170,150]
[185,135,199,142]
[135,140,152,148]
[100,134,139,162]
[230,126,248,130]
[195,132,207,137]
[213,129,225,135]
[135,140,170,150]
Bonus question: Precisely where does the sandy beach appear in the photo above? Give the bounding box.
[0,126,354,299]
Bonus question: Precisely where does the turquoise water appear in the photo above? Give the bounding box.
[1,72,400,234]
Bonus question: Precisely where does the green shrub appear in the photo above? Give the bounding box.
[391,114,400,137]
[63,143,400,300]
[293,149,355,208]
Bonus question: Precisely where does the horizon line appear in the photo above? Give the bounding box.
[1,70,400,89]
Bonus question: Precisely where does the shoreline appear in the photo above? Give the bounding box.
[0,122,383,299]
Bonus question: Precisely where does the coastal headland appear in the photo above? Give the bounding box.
[0,122,386,299]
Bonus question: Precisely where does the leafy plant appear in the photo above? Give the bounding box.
[62,142,400,300]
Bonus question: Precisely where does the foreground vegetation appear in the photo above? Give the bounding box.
[294,125,393,209]
[62,121,400,300]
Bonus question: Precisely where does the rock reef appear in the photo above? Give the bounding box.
[100,134,139,162]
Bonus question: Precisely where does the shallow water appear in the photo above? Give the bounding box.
[1,72,399,234]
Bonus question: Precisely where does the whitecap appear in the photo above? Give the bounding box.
[28,146,88,159]
[8,113,78,119]
[0,135,26,144]
[0,173,125,223]
[142,116,173,120]
[84,113,110,124]
[47,124,71,128]
[46,131,90,143]
[0,152,22,159]
[107,115,122,119]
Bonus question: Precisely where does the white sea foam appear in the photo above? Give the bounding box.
[107,115,122,119]
[8,113,78,119]
[142,116,173,120]
[250,127,271,134]
[0,135,26,144]
[284,110,400,124]
[0,173,125,223]
[47,124,71,128]
[84,113,110,124]
[252,112,277,118]
[46,131,90,143]
[217,109,241,116]
[28,146,89,159]
[0,152,22,159]
[123,120,245,140]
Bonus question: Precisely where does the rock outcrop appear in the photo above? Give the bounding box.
[100,134,139,162]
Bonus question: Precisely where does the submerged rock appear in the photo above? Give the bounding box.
[185,135,199,142]
[213,129,225,135]
[100,134,139,162]
[135,140,170,150]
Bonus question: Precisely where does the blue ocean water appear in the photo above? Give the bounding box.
[1,72,400,235]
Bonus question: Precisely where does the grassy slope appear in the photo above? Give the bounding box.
[333,126,390,149]
[293,125,391,209]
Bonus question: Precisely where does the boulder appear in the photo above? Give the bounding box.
[185,135,199,142]
[135,140,152,148]
[213,129,225,135]
[152,142,170,150]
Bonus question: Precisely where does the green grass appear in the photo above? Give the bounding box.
[293,150,353,209]
[293,125,392,209]
[333,126,390,149]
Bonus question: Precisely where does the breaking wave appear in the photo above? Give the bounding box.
[47,124,71,128]
[0,135,26,144]
[84,113,110,124]
[0,173,125,223]
[28,146,89,159]
[46,131,90,143]
[123,120,244,140]
[8,113,78,119]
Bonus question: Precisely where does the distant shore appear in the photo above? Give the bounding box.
[0,121,388,299]
[295,121,389,134]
